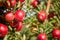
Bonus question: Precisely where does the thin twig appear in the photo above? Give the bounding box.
[46,0,51,15]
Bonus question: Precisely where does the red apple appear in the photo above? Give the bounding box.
[5,11,14,22]
[9,0,16,7]
[31,0,38,7]
[9,21,17,28]
[15,22,23,31]
[37,11,47,21]
[37,33,47,40]
[15,10,25,21]
[0,23,8,37]
[52,29,60,38]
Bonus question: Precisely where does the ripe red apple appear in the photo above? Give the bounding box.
[15,10,25,21]
[0,23,8,37]
[15,22,23,31]
[52,29,60,38]
[31,0,38,7]
[9,0,16,7]
[9,21,17,28]
[37,11,47,21]
[5,11,14,22]
[37,33,47,40]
